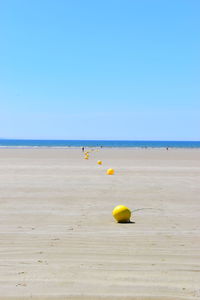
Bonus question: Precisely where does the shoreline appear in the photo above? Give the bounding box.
[1,146,200,149]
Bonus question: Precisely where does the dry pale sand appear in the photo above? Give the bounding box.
[0,148,200,300]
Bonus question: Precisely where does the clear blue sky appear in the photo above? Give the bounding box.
[0,0,199,140]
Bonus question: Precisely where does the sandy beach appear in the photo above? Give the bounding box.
[0,148,200,300]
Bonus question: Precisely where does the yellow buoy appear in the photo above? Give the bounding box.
[97,160,102,165]
[112,205,131,223]
[107,168,114,175]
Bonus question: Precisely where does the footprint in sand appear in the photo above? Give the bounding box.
[16,283,27,287]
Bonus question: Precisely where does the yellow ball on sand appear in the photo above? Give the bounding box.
[107,168,114,175]
[97,160,102,165]
[84,155,89,160]
[112,205,131,223]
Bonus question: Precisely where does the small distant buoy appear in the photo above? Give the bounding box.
[107,168,114,175]
[112,205,131,223]
[97,160,102,165]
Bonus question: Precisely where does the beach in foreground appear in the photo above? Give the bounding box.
[0,148,200,300]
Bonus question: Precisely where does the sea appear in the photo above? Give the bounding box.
[0,139,200,148]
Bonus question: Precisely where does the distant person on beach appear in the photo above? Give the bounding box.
[166,147,169,150]
[82,147,84,152]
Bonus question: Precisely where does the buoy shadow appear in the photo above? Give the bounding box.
[118,221,135,224]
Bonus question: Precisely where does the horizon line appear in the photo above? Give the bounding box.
[0,138,200,142]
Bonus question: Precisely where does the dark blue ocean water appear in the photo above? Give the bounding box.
[0,139,200,148]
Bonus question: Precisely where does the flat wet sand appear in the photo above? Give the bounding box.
[0,148,200,299]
